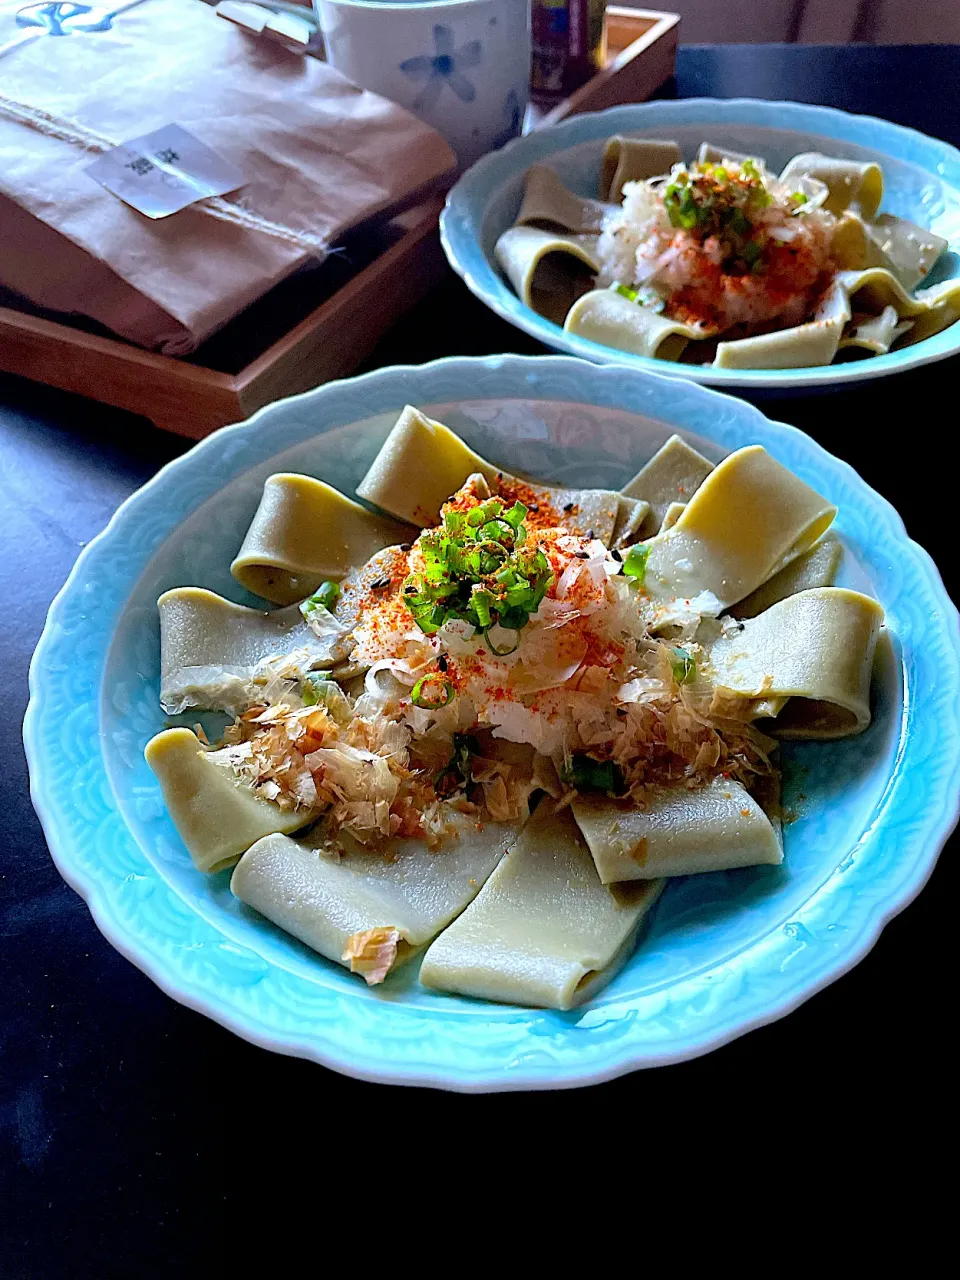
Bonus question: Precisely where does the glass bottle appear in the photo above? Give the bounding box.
[530,0,607,104]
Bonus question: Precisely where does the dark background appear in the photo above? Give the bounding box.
[2,45,953,1274]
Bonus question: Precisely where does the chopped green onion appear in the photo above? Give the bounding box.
[664,174,703,231]
[504,583,533,607]
[741,238,762,266]
[466,499,503,529]
[299,580,340,618]
[670,647,696,684]
[790,190,809,206]
[713,166,728,183]
[726,207,752,237]
[621,543,650,585]
[470,587,494,629]
[434,732,479,791]
[636,286,667,314]
[483,629,520,657]
[614,282,639,302]
[480,518,515,544]
[300,671,332,706]
[411,673,455,709]
[498,606,530,632]
[560,754,624,794]
[404,492,553,645]
[503,501,528,530]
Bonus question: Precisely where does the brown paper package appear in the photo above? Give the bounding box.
[0,0,456,353]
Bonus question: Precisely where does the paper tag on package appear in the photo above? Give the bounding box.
[85,124,245,219]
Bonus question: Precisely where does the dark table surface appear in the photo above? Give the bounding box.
[3,43,955,1272]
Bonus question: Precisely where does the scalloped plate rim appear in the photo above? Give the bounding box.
[440,97,960,389]
[23,354,960,1091]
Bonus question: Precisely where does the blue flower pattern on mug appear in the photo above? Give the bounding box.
[15,2,119,34]
[399,24,482,111]
[491,88,523,150]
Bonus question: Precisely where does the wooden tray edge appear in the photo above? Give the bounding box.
[0,10,679,439]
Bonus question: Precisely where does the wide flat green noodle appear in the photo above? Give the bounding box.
[495,225,600,326]
[572,777,781,884]
[717,267,960,368]
[831,211,877,270]
[779,152,883,218]
[515,163,613,234]
[838,267,930,317]
[697,142,765,168]
[230,815,520,980]
[419,801,663,1010]
[838,269,960,346]
[145,728,308,873]
[659,501,685,531]
[707,586,884,737]
[158,587,334,714]
[643,445,837,619]
[356,408,622,544]
[231,472,413,606]
[611,495,652,549]
[714,281,851,370]
[621,433,714,537]
[599,136,682,201]
[729,532,841,619]
[839,306,913,356]
[868,214,948,289]
[564,289,700,361]
[841,212,949,290]
[357,406,500,525]
[899,277,960,346]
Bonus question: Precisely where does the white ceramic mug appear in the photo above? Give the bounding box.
[314,0,531,169]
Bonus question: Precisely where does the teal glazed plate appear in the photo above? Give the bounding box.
[25,356,960,1090]
[440,98,960,389]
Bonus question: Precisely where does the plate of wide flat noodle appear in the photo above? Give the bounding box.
[441,98,960,387]
[26,356,960,1089]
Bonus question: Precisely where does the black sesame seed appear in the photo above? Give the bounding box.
[399,543,412,551]
[563,502,575,513]
[575,551,590,560]
[586,529,595,540]
[369,576,391,590]
[528,503,539,513]
[437,654,448,672]
[611,548,623,562]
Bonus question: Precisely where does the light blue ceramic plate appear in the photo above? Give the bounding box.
[25,356,960,1090]
[441,98,960,389]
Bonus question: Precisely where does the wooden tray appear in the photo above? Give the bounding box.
[0,8,679,439]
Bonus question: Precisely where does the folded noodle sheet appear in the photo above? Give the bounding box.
[0,0,455,352]
[231,815,521,981]
[706,586,884,737]
[354,406,623,542]
[571,777,782,884]
[419,802,664,1010]
[231,474,415,605]
[158,587,336,713]
[145,728,308,873]
[642,445,837,618]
